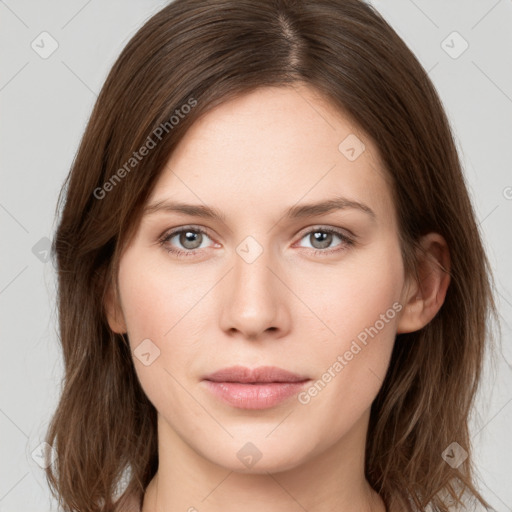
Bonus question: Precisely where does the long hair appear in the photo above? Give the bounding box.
[45,1,497,511]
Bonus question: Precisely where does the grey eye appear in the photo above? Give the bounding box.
[308,231,334,249]
[179,230,204,250]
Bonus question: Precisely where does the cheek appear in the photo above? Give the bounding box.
[117,250,203,342]
[116,259,202,420]
[292,241,403,438]
[292,237,404,346]
[116,252,205,392]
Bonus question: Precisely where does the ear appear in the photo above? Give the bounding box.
[104,279,127,334]
[397,233,451,334]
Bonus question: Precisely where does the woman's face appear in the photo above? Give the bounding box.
[108,85,412,473]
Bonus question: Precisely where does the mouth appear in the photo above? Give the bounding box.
[202,365,311,409]
[203,365,309,384]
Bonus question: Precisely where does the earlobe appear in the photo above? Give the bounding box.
[396,233,451,334]
[104,280,127,334]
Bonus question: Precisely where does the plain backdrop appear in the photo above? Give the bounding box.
[1,1,511,511]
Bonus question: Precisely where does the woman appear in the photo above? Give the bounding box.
[45,1,496,511]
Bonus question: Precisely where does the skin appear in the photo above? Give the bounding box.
[106,84,450,512]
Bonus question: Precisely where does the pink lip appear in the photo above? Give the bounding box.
[203,365,309,383]
[202,365,311,410]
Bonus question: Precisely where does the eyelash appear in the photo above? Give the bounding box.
[158,225,355,258]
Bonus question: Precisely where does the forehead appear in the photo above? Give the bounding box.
[146,85,394,226]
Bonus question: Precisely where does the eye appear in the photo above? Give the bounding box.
[159,226,216,257]
[159,225,355,259]
[295,227,355,254]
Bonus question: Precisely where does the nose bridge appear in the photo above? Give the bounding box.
[219,234,288,337]
[232,235,277,311]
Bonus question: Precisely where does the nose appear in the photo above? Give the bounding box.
[218,242,291,340]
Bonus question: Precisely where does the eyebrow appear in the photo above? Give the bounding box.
[143,196,376,222]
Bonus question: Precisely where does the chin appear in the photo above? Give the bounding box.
[203,441,311,475]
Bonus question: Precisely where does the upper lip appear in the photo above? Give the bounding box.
[203,365,310,384]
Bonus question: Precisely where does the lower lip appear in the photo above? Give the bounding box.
[203,380,310,410]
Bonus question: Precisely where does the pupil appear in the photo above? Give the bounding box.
[181,231,201,249]
[312,231,331,249]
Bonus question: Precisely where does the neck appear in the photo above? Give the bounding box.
[142,409,386,512]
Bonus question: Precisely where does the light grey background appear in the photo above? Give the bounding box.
[1,1,511,511]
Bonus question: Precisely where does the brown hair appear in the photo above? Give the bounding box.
[45,1,497,511]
